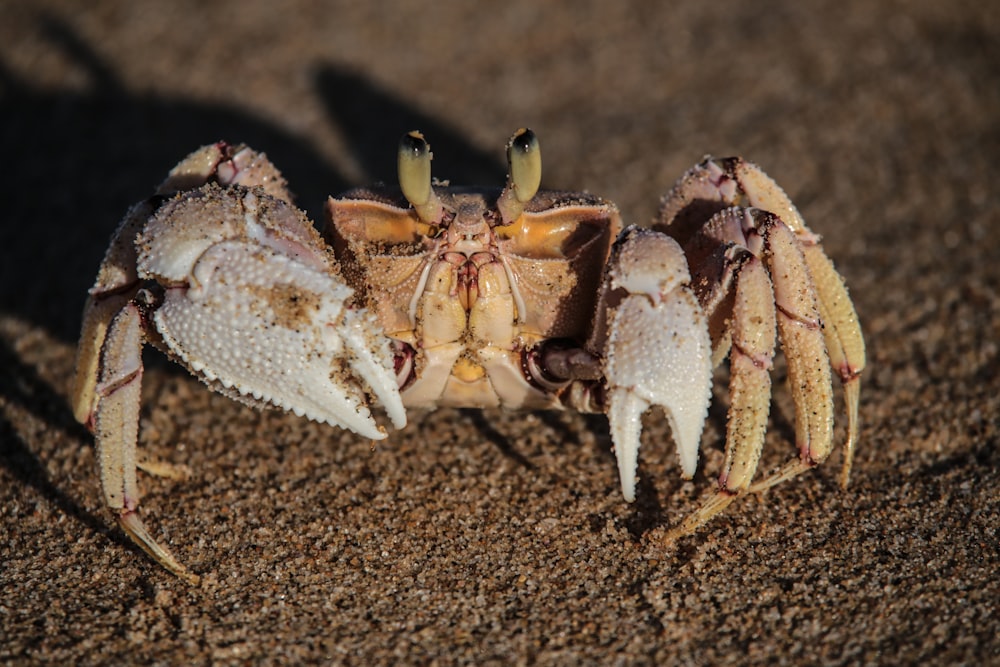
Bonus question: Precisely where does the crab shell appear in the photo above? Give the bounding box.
[324,186,618,409]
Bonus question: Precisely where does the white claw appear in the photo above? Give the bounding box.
[340,309,407,430]
[141,186,405,441]
[607,387,645,502]
[603,230,713,501]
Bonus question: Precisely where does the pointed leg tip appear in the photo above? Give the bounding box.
[660,520,701,547]
[161,563,202,585]
[660,528,684,547]
[118,511,201,584]
[838,459,854,490]
[177,569,202,586]
[840,377,861,491]
[747,458,816,494]
[660,519,699,546]
[659,489,740,547]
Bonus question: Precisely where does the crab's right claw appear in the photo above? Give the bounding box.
[140,186,407,440]
[601,228,713,501]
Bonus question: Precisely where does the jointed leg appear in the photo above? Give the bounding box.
[92,301,199,583]
[797,244,865,486]
[663,243,777,540]
[71,202,150,425]
[658,197,839,542]
[711,157,866,484]
[658,157,865,487]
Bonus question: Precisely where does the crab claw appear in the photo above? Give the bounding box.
[600,228,712,501]
[140,184,406,439]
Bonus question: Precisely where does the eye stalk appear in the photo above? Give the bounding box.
[498,128,542,224]
[398,131,444,223]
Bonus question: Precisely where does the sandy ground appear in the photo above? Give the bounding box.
[1,1,998,664]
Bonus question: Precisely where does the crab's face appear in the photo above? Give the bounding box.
[324,178,622,410]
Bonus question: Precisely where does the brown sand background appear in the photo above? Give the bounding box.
[1,1,998,664]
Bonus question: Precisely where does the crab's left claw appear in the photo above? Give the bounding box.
[598,228,713,501]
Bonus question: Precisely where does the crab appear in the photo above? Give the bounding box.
[71,129,865,583]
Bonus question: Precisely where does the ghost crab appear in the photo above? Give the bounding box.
[72,129,865,582]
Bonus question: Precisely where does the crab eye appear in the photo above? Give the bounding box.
[398,131,443,223]
[398,131,430,201]
[508,128,542,202]
[498,128,542,223]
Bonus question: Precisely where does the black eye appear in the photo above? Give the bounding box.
[509,128,538,156]
[399,131,429,160]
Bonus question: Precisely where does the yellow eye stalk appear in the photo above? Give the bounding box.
[498,128,541,224]
[398,131,444,223]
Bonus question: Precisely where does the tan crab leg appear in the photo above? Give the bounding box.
[695,205,835,469]
[73,291,133,425]
[797,245,865,486]
[721,158,866,486]
[664,246,779,540]
[72,203,150,426]
[94,301,199,584]
[742,208,835,490]
[597,228,713,501]
[660,157,865,484]
[659,205,834,542]
[716,251,776,490]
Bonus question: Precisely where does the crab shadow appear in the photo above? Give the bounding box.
[0,335,128,549]
[0,16,505,546]
[0,15,504,346]
[314,68,504,187]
